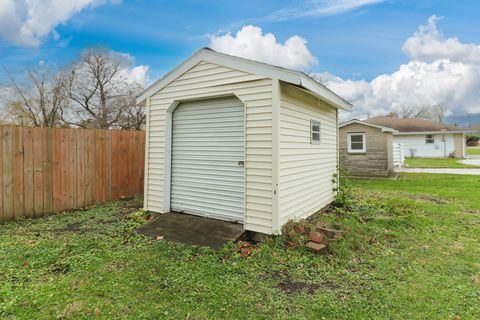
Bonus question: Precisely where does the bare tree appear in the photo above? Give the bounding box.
[390,103,448,122]
[116,84,145,130]
[2,66,65,127]
[430,103,446,122]
[393,104,431,119]
[61,49,145,129]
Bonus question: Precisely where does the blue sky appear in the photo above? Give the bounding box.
[1,0,480,124]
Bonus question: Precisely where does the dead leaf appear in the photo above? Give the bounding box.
[23,260,29,267]
[94,307,101,316]
[240,247,251,257]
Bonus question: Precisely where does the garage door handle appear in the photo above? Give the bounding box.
[238,161,244,167]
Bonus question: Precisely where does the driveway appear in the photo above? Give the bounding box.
[458,159,480,166]
[396,167,480,175]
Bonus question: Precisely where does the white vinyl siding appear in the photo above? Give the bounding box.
[170,98,245,222]
[278,83,338,226]
[394,133,456,158]
[146,61,273,233]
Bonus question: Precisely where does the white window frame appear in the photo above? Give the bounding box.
[310,120,321,144]
[425,134,435,144]
[347,133,366,153]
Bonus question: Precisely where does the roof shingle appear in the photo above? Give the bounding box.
[364,116,470,133]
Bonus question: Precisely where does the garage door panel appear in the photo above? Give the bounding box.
[171,97,245,222]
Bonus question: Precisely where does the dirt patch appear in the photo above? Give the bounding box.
[118,199,143,214]
[271,271,340,295]
[47,222,85,234]
[417,195,450,204]
[276,278,341,295]
[277,279,320,294]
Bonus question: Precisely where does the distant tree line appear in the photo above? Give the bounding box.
[1,48,145,130]
[385,103,447,123]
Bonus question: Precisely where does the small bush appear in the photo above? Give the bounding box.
[466,134,479,146]
[332,167,354,209]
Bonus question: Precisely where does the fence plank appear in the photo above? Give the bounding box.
[140,132,145,194]
[3,127,13,221]
[68,129,77,209]
[98,130,106,202]
[0,128,3,222]
[33,128,44,216]
[76,129,85,208]
[105,130,112,201]
[13,126,24,218]
[121,132,128,197]
[84,130,94,206]
[23,127,34,217]
[52,129,62,212]
[43,128,53,214]
[92,130,99,203]
[110,131,118,200]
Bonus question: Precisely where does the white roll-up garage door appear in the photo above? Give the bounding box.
[170,97,245,223]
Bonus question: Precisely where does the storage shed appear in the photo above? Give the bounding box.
[137,48,352,235]
[339,120,398,178]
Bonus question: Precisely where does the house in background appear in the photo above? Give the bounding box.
[365,116,474,158]
[339,120,401,178]
[137,48,352,235]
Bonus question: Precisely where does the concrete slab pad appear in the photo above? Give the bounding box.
[136,212,245,250]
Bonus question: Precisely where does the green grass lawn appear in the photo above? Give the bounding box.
[467,147,480,156]
[405,157,480,168]
[1,174,480,319]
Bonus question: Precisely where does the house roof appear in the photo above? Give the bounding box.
[340,119,398,133]
[364,116,473,133]
[137,48,353,111]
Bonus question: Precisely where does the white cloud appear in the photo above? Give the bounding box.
[265,0,385,21]
[403,15,480,63]
[210,25,318,71]
[0,0,119,47]
[319,16,480,119]
[106,51,150,86]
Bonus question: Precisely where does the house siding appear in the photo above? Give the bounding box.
[394,133,456,158]
[146,61,274,234]
[339,123,394,177]
[278,83,337,227]
[454,133,465,158]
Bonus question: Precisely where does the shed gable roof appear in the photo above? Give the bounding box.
[137,48,352,111]
[365,116,472,133]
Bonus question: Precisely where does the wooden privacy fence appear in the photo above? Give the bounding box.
[0,126,145,222]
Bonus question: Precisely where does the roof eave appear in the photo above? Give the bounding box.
[299,75,352,112]
[340,119,398,132]
[137,48,353,112]
[394,130,476,135]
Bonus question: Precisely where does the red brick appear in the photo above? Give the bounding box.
[305,242,328,254]
[318,227,342,239]
[308,231,327,244]
[293,224,306,234]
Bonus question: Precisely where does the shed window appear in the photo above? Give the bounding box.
[310,120,321,144]
[425,134,434,144]
[348,133,366,153]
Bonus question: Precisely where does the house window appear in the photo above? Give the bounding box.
[348,133,366,153]
[425,134,435,144]
[310,120,321,144]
